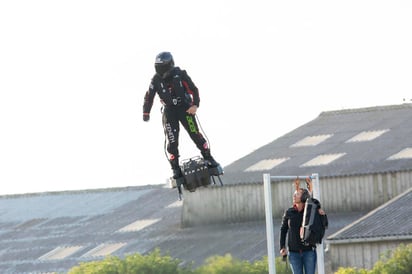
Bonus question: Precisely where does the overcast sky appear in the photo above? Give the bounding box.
[0,0,411,195]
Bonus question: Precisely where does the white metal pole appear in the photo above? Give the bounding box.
[311,173,320,200]
[311,173,325,274]
[269,175,316,180]
[263,173,276,274]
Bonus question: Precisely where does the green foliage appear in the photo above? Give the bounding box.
[193,254,293,274]
[334,267,368,274]
[68,256,125,274]
[275,256,293,274]
[193,254,253,274]
[335,243,412,274]
[68,251,294,274]
[68,249,187,274]
[369,243,412,274]
[121,249,184,274]
[68,243,411,274]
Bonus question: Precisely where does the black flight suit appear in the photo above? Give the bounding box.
[143,67,215,176]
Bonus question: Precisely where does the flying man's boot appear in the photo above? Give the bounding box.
[202,150,223,176]
[201,150,220,168]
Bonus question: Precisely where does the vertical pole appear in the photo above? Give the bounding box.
[311,173,320,200]
[312,173,325,274]
[263,173,276,274]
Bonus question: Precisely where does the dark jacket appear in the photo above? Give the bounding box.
[143,67,199,114]
[280,202,320,252]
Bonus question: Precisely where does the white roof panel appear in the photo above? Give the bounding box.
[291,134,333,147]
[301,153,346,167]
[244,158,290,172]
[117,218,160,233]
[387,147,412,160]
[82,243,127,258]
[38,246,83,260]
[346,129,389,142]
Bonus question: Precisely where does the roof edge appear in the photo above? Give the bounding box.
[0,184,165,199]
[327,235,412,244]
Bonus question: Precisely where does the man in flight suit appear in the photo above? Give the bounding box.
[143,51,220,179]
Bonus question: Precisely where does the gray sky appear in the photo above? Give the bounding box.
[1,0,411,195]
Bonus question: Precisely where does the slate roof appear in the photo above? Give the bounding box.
[223,104,412,184]
[327,187,412,242]
[2,103,409,273]
[0,185,359,274]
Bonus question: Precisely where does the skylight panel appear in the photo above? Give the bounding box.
[387,147,412,160]
[38,246,83,260]
[291,134,333,147]
[244,158,289,172]
[82,243,126,258]
[346,129,389,143]
[301,153,346,167]
[166,200,183,208]
[117,218,160,233]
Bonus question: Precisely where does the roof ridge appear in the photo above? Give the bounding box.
[318,103,412,117]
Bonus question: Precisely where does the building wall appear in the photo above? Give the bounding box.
[181,183,265,227]
[182,171,412,226]
[322,171,412,212]
[329,240,412,270]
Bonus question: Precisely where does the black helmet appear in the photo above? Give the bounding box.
[155,52,174,77]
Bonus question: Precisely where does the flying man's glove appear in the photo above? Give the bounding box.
[143,113,150,122]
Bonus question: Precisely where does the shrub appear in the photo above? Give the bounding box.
[369,243,412,274]
[334,267,368,274]
[68,251,279,274]
[193,254,294,274]
[68,256,124,274]
[68,249,188,274]
[68,244,412,274]
[193,254,258,274]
